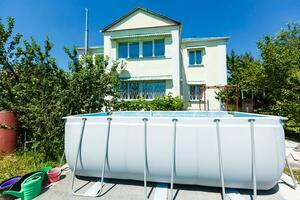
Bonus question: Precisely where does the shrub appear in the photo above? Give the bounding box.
[114,94,184,111]
[0,18,120,159]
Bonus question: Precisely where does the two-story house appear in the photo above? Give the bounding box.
[78,7,228,110]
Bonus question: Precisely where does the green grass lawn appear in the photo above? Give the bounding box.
[284,167,300,184]
[0,152,59,182]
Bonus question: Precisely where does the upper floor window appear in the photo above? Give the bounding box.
[154,39,165,56]
[142,41,153,57]
[189,50,202,65]
[129,42,139,58]
[118,42,128,58]
[142,39,165,58]
[118,39,165,59]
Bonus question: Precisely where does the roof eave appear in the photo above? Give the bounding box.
[182,36,230,43]
[101,7,181,33]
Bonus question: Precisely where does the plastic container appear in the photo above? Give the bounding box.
[42,166,53,182]
[0,176,21,193]
[47,167,61,183]
[3,171,44,200]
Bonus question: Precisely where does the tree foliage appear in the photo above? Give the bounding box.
[223,23,300,137]
[0,17,120,159]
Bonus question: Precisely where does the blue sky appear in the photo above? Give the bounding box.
[1,0,299,70]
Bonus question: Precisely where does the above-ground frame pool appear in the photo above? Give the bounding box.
[64,111,286,192]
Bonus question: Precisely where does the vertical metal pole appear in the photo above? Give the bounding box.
[84,8,89,55]
[142,118,148,200]
[199,85,202,111]
[170,119,178,200]
[236,85,239,112]
[286,155,298,189]
[249,119,257,200]
[214,119,226,200]
[204,85,207,111]
[225,86,228,111]
[99,117,112,192]
[72,118,87,190]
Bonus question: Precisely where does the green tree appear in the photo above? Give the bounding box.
[64,47,120,114]
[257,23,300,136]
[0,18,121,159]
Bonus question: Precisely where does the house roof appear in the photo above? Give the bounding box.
[101,7,181,32]
[77,45,103,51]
[182,36,230,43]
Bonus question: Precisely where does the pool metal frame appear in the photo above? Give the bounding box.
[69,115,273,200]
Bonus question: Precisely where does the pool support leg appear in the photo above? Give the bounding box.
[249,119,257,200]
[143,118,149,200]
[98,117,112,194]
[214,119,226,200]
[72,118,87,195]
[170,118,178,200]
[72,117,112,197]
[285,154,298,189]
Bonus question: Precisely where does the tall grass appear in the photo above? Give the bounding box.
[0,152,59,182]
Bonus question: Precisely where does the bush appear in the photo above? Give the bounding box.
[114,94,184,111]
[0,18,120,159]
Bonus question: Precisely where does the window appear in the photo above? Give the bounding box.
[154,40,165,56]
[143,41,153,57]
[118,42,128,58]
[120,82,128,99]
[128,82,140,99]
[189,50,202,65]
[189,85,203,101]
[129,42,139,58]
[119,39,165,59]
[118,42,140,59]
[142,39,165,58]
[120,81,166,100]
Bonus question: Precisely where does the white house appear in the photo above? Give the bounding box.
[77,7,228,110]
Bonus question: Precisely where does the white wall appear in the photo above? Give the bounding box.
[103,25,181,96]
[108,10,174,31]
[181,39,228,110]
[81,9,228,111]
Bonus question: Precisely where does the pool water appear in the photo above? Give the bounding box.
[79,111,268,118]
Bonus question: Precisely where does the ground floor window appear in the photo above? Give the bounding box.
[189,84,203,101]
[120,81,166,100]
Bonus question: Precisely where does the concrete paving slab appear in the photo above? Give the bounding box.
[36,168,293,200]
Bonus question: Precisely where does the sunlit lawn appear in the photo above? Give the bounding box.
[0,152,59,182]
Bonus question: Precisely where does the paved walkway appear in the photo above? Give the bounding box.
[37,167,300,200]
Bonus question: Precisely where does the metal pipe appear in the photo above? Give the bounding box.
[225,86,228,111]
[72,117,112,197]
[249,119,257,200]
[204,85,207,111]
[214,119,226,200]
[236,85,239,112]
[72,118,87,191]
[142,118,149,200]
[286,155,298,189]
[199,85,202,111]
[170,118,178,200]
[98,117,112,194]
[84,8,89,55]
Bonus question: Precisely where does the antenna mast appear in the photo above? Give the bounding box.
[84,8,89,54]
